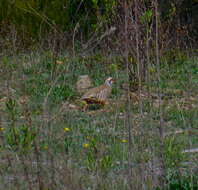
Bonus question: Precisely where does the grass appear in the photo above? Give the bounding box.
[0,51,197,189]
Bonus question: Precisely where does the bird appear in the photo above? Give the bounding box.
[81,77,114,111]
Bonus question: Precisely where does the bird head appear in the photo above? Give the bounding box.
[105,77,114,87]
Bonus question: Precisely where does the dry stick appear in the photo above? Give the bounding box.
[182,148,198,153]
[72,22,80,57]
[113,69,120,132]
[135,0,143,116]
[20,155,33,190]
[83,26,116,54]
[134,1,144,189]
[82,22,103,49]
[145,6,153,189]
[33,142,44,190]
[23,99,43,189]
[146,11,158,189]
[155,0,166,187]
[42,74,64,189]
[44,120,57,189]
[26,112,44,190]
[124,1,133,189]
[165,129,198,136]
[42,73,63,128]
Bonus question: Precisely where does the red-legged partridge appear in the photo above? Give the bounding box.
[81,77,114,111]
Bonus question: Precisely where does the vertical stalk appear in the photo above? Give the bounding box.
[135,0,144,188]
[20,155,33,190]
[135,0,143,116]
[155,0,166,187]
[124,0,133,188]
[33,141,43,190]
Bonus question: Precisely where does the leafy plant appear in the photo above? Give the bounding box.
[5,98,36,152]
[99,154,113,172]
[52,84,76,102]
[164,136,185,168]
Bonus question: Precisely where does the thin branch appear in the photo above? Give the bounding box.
[182,148,198,153]
[135,0,143,116]
[72,22,80,56]
[124,1,133,188]
[155,0,166,187]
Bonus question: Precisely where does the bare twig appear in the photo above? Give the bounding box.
[33,143,44,190]
[165,129,198,136]
[182,148,198,153]
[155,0,166,187]
[135,0,143,116]
[72,22,80,56]
[20,156,33,190]
[82,26,116,53]
[124,1,133,189]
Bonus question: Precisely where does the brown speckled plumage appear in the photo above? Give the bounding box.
[81,77,114,110]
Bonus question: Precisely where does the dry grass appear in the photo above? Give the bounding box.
[0,52,197,190]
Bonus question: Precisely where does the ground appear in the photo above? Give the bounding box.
[0,51,197,189]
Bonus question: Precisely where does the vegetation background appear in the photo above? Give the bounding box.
[0,0,197,190]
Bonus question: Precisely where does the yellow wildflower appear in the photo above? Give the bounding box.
[43,145,48,150]
[64,127,70,132]
[121,139,128,143]
[83,143,90,148]
[0,127,4,131]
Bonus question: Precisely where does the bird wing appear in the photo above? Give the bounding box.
[82,85,104,99]
[82,85,111,100]
[95,87,111,100]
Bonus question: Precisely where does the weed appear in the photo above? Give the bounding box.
[0,52,197,189]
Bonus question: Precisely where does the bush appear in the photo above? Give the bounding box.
[0,0,116,43]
